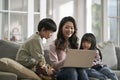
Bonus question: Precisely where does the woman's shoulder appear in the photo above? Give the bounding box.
[49,41,56,48]
[49,40,55,45]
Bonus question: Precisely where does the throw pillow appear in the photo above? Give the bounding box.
[97,41,117,70]
[0,58,41,80]
[0,40,20,59]
[115,46,120,70]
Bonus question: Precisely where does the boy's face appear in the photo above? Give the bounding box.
[42,30,54,39]
[82,41,91,50]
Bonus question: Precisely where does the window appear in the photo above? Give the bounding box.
[108,0,120,45]
[86,0,120,45]
[34,0,40,32]
[86,0,103,43]
[60,1,74,20]
[53,0,74,25]
[0,0,41,42]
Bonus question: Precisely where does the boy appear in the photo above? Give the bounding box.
[16,18,57,73]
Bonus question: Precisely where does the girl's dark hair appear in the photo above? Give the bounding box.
[80,33,96,50]
[55,16,79,50]
[37,18,57,32]
[80,33,102,59]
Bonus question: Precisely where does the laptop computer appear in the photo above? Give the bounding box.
[63,49,96,68]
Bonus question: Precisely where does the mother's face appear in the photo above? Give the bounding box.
[62,21,74,39]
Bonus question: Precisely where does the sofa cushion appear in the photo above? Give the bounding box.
[0,58,41,80]
[0,40,20,60]
[113,70,120,80]
[0,71,17,80]
[115,46,120,70]
[97,41,117,70]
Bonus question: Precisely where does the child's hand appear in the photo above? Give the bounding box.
[39,58,46,67]
[45,64,56,76]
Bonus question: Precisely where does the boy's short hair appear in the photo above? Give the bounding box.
[37,18,57,32]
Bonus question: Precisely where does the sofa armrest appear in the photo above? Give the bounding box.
[0,71,17,80]
[115,46,120,70]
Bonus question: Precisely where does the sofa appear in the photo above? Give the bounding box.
[0,40,120,80]
[0,40,42,80]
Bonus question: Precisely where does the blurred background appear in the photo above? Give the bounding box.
[0,0,120,46]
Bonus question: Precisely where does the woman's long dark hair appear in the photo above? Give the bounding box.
[80,33,102,59]
[55,16,79,51]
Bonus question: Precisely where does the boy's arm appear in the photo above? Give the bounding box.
[29,39,46,66]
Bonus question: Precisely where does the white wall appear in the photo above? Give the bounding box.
[74,0,86,42]
[52,0,87,43]
[0,18,1,39]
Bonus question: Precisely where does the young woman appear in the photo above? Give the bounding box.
[79,33,118,80]
[49,16,89,80]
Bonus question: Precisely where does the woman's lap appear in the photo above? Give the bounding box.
[56,67,88,80]
[56,68,78,80]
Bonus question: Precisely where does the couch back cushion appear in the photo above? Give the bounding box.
[0,40,20,60]
[115,46,120,70]
[97,41,117,70]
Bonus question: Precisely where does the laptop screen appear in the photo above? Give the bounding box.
[63,49,96,68]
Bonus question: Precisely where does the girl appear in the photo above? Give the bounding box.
[80,33,118,80]
[49,16,89,80]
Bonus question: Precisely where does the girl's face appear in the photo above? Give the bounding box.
[62,21,74,39]
[82,41,91,50]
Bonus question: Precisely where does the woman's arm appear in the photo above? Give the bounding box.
[49,43,66,70]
